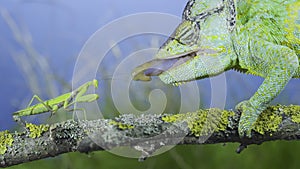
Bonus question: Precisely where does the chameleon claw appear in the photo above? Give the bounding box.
[238,119,253,138]
[236,100,260,138]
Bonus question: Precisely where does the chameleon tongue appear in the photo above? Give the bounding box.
[132,50,198,81]
[132,58,178,81]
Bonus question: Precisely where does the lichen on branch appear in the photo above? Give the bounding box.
[1,105,300,168]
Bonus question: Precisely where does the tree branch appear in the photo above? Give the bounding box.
[1,105,300,167]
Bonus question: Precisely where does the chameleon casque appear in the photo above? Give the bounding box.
[132,0,300,137]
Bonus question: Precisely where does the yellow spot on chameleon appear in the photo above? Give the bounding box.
[284,1,300,52]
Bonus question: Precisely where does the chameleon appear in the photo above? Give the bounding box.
[132,0,300,137]
[13,79,99,123]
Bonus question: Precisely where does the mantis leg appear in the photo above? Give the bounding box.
[62,81,99,118]
[66,94,99,120]
[13,116,25,127]
[27,95,53,112]
[64,108,87,121]
[13,95,55,126]
[73,94,99,103]
[63,80,96,109]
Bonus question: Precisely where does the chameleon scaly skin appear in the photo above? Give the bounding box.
[133,0,300,137]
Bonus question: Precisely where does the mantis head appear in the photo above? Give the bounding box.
[92,79,99,89]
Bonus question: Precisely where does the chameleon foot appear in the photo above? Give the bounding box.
[236,100,261,138]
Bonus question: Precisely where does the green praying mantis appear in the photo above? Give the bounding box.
[13,79,99,123]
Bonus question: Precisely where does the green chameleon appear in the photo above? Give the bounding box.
[132,0,300,137]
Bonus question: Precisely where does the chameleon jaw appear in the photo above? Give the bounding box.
[132,48,219,83]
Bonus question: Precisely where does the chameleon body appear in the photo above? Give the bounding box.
[133,0,300,137]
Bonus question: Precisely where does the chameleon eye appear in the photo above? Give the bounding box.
[175,21,201,46]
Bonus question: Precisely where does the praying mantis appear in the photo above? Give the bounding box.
[13,79,99,123]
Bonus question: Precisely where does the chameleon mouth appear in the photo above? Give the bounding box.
[132,49,199,81]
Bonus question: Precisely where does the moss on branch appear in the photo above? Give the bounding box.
[1,105,300,167]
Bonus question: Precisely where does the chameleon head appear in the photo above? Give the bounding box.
[132,0,237,84]
[155,20,201,58]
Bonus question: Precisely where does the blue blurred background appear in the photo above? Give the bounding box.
[1,1,300,169]
[0,0,187,130]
